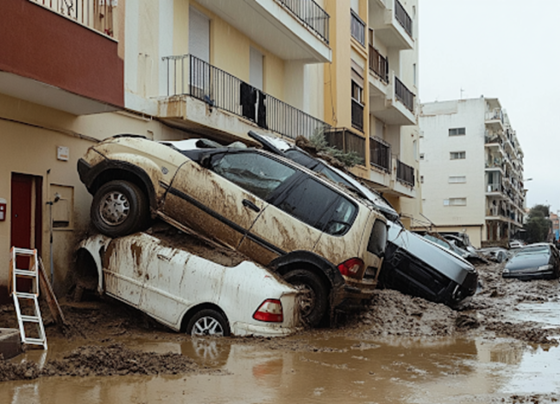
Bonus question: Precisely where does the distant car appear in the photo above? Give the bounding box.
[509,239,526,249]
[76,232,300,337]
[78,135,388,326]
[246,131,478,306]
[502,243,560,280]
[478,247,509,263]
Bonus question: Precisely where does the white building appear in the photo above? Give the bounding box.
[418,98,525,248]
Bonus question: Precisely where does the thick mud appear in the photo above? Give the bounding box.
[1,261,560,403]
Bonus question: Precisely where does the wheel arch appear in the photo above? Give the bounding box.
[269,250,344,292]
[74,235,111,295]
[180,303,230,333]
[84,160,159,217]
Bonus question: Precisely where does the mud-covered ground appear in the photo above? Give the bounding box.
[1,260,560,404]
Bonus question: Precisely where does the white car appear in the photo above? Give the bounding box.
[76,232,300,337]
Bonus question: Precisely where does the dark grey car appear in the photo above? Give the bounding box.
[502,243,560,280]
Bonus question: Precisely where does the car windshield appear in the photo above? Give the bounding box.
[514,246,550,257]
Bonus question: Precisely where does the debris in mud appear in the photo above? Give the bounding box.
[485,321,559,346]
[1,344,220,382]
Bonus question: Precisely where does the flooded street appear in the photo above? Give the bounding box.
[2,264,560,403]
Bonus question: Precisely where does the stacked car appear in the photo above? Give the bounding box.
[76,131,479,335]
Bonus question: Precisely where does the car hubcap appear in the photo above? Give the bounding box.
[99,191,130,225]
[192,317,224,336]
[294,283,316,318]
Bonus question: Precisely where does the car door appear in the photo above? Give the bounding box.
[162,150,297,252]
[240,175,353,266]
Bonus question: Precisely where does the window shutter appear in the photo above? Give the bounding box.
[189,7,210,62]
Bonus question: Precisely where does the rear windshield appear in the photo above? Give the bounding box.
[515,246,550,256]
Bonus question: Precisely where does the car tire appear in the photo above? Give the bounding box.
[283,269,328,328]
[186,309,230,337]
[91,180,149,237]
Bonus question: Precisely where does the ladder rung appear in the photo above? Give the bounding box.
[24,338,46,345]
[12,249,37,256]
[21,315,40,323]
[14,292,38,299]
[14,268,37,277]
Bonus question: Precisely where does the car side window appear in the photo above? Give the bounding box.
[212,152,297,200]
[274,177,357,235]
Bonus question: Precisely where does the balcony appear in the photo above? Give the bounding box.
[369,45,389,84]
[368,0,414,50]
[351,10,366,47]
[324,128,366,163]
[369,71,415,125]
[0,0,123,114]
[370,136,391,173]
[485,108,504,132]
[351,99,365,132]
[396,159,414,187]
[195,0,330,63]
[161,54,330,141]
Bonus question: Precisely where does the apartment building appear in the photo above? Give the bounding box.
[418,98,526,248]
[0,0,332,299]
[322,0,421,228]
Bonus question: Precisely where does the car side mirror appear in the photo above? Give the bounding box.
[200,154,212,169]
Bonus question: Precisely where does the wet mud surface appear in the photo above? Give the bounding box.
[2,262,560,403]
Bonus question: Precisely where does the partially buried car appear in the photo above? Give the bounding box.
[76,231,300,337]
[78,135,388,327]
[502,243,560,280]
[245,131,478,306]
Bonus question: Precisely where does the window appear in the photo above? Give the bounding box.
[444,198,467,206]
[448,176,466,184]
[275,177,357,235]
[450,151,466,160]
[351,80,363,103]
[420,153,425,160]
[250,47,264,91]
[449,127,466,136]
[420,175,424,184]
[212,152,296,200]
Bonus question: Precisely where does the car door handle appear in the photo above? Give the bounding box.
[242,199,261,213]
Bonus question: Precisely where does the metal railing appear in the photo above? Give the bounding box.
[162,54,331,141]
[395,77,415,113]
[370,137,391,173]
[350,9,366,46]
[369,46,389,83]
[276,0,330,44]
[351,99,364,132]
[324,128,366,163]
[396,159,414,187]
[394,0,413,38]
[29,0,116,37]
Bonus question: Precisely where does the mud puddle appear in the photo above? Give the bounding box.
[2,332,560,404]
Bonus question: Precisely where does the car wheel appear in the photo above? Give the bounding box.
[283,269,328,328]
[91,180,149,237]
[187,309,230,337]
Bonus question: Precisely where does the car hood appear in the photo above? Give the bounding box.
[387,221,475,283]
[505,254,550,272]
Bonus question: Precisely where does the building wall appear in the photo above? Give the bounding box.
[419,98,502,248]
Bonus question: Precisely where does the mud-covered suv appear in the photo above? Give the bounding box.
[78,135,388,326]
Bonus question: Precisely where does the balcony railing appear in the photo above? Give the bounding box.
[351,99,364,132]
[162,54,331,141]
[487,183,502,193]
[370,137,391,173]
[396,159,414,187]
[276,0,330,44]
[369,46,389,83]
[395,0,413,38]
[395,77,415,113]
[324,128,366,163]
[350,10,366,46]
[29,0,116,37]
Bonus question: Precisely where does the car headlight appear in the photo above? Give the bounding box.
[537,264,553,271]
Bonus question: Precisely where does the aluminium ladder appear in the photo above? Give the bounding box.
[9,247,48,350]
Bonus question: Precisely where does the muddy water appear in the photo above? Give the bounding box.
[3,330,560,404]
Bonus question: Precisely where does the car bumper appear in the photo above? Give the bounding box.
[230,321,299,337]
[502,270,558,280]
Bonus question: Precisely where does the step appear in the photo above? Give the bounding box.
[24,337,46,346]
[14,292,37,300]
[20,315,40,323]
[13,269,37,277]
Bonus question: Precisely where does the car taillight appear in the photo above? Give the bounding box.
[338,258,364,278]
[253,299,283,323]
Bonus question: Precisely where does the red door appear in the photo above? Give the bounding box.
[8,174,43,298]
